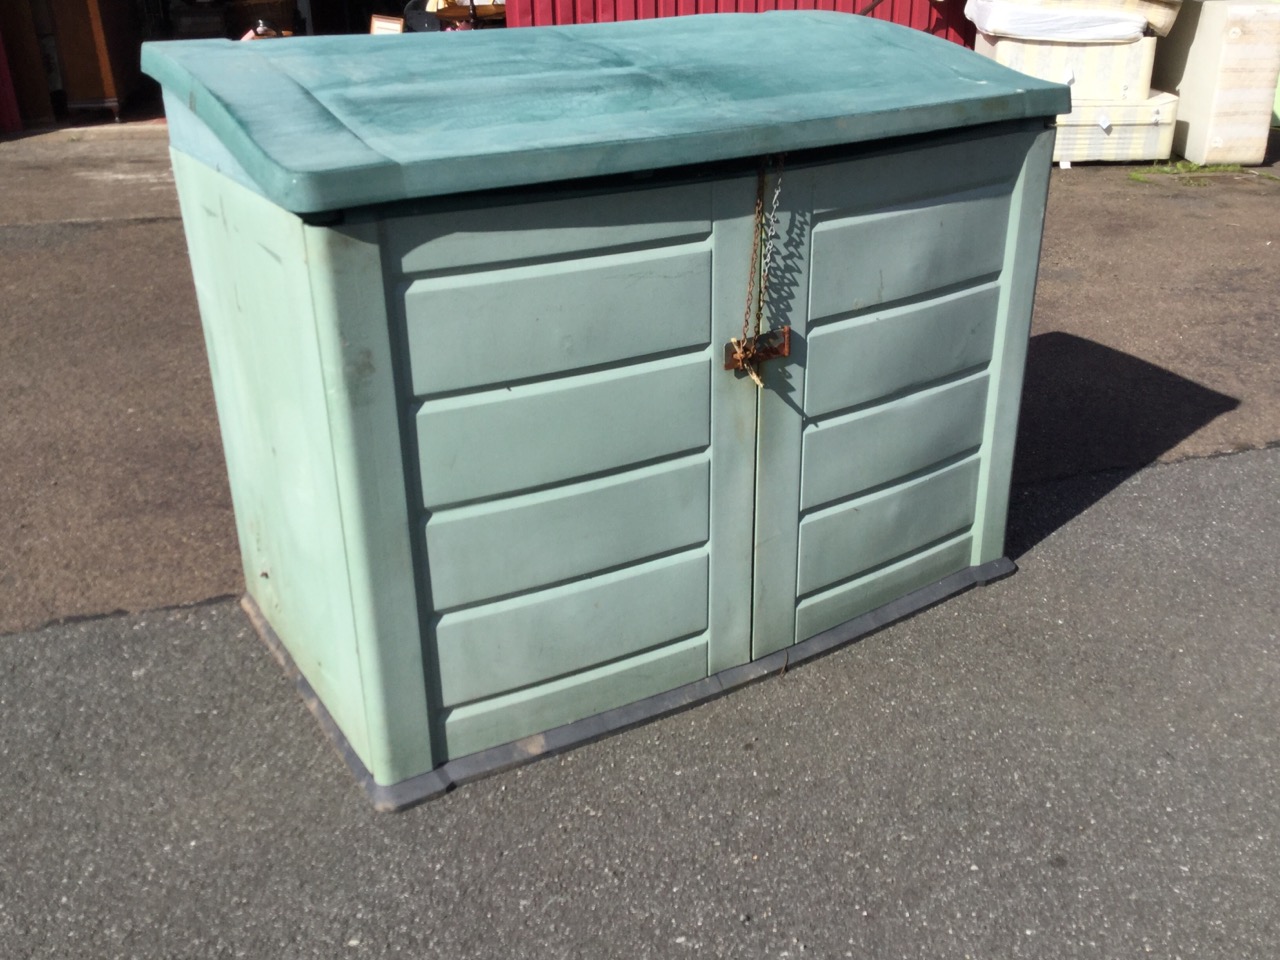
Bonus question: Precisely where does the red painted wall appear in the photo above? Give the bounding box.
[505,0,975,49]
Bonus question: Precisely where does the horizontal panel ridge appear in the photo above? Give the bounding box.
[796,455,981,597]
[427,450,709,522]
[421,447,711,516]
[444,640,710,713]
[795,535,974,642]
[434,549,709,707]
[804,283,1001,418]
[801,446,982,519]
[397,232,714,282]
[404,239,713,289]
[798,529,975,603]
[808,186,1011,319]
[440,628,709,712]
[801,452,981,524]
[409,343,712,403]
[802,364,990,428]
[429,540,715,617]
[806,272,1003,330]
[386,183,714,275]
[402,244,713,395]
[417,353,711,508]
[800,371,990,512]
[425,455,711,610]
[440,634,709,760]
[807,277,1001,336]
[809,136,1031,217]
[811,179,1013,229]
[416,350,709,409]
[435,547,709,627]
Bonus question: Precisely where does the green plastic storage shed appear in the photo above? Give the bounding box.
[142,12,1070,810]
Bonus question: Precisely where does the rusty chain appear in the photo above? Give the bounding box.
[731,155,786,388]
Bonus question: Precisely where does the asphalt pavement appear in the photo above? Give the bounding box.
[1,120,1278,958]
[2,450,1278,959]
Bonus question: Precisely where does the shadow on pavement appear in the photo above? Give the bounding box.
[1007,331,1240,558]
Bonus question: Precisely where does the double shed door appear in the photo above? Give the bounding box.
[386,124,1050,760]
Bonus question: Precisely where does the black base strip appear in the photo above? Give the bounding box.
[241,556,1017,812]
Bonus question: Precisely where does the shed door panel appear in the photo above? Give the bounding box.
[384,127,1046,759]
[753,131,1038,654]
[388,182,755,759]
[796,455,982,597]
[799,372,990,513]
[401,245,713,396]
[415,354,711,508]
[434,551,710,708]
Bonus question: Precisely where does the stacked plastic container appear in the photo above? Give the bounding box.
[967,0,1184,162]
[1152,0,1280,165]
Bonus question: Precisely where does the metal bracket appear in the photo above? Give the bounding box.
[724,325,791,371]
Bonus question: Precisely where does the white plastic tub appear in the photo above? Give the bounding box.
[1153,0,1280,164]
[967,0,1181,37]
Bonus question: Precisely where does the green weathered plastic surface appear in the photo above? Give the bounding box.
[423,457,711,611]
[142,11,1069,214]
[799,373,989,511]
[971,126,1056,566]
[171,151,433,786]
[161,21,1063,791]
[749,126,1056,655]
[403,245,713,398]
[433,552,709,707]
[416,357,710,507]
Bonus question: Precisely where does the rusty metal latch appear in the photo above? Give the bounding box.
[724,326,791,375]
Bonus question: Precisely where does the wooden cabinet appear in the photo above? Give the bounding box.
[1,0,56,128]
[48,0,140,118]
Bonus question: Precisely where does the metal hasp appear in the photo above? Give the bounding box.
[724,326,791,372]
[143,12,1070,808]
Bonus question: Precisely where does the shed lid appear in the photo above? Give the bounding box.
[142,12,1069,214]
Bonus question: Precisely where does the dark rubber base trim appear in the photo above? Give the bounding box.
[242,556,1017,812]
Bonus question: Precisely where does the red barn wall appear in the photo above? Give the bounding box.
[504,0,975,49]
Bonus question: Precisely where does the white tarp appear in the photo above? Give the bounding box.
[965,0,1149,42]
